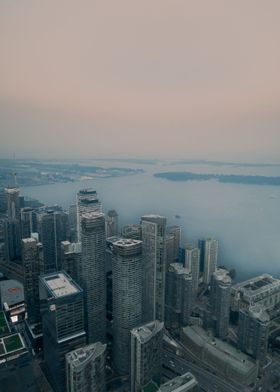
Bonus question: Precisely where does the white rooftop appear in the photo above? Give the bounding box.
[44,273,78,298]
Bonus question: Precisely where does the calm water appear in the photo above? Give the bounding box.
[22,161,280,282]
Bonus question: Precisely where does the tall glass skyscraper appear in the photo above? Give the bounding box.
[141,215,166,322]
[76,189,101,241]
[80,212,106,344]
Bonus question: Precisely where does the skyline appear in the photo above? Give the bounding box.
[1,1,280,161]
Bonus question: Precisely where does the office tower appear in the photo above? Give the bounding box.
[167,226,181,261]
[22,237,43,325]
[66,342,107,392]
[198,238,218,284]
[20,207,36,239]
[165,263,193,330]
[184,245,200,294]
[165,234,175,270]
[37,209,68,273]
[80,212,106,344]
[61,241,81,284]
[159,373,198,392]
[238,305,269,368]
[5,187,20,221]
[131,320,164,392]
[210,268,231,339]
[76,189,101,241]
[40,272,86,392]
[112,238,143,375]
[141,215,166,322]
[4,219,21,262]
[68,204,77,242]
[106,209,118,238]
[122,224,141,240]
[0,188,7,212]
[4,187,21,263]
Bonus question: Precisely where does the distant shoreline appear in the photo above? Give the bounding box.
[154,172,280,186]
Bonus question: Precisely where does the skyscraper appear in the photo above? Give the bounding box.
[66,342,107,392]
[61,241,81,284]
[159,372,198,391]
[40,271,86,392]
[165,263,193,330]
[111,238,143,375]
[22,237,43,325]
[20,207,36,239]
[167,225,181,261]
[141,215,166,323]
[4,187,21,263]
[238,304,269,368]
[76,189,101,241]
[131,320,164,392]
[184,245,200,294]
[80,212,106,344]
[5,187,20,221]
[210,268,231,339]
[199,239,218,284]
[105,209,118,238]
[37,209,68,273]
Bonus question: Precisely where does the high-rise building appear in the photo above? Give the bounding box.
[238,304,269,368]
[198,239,218,284]
[111,238,143,375]
[5,187,20,221]
[165,263,193,330]
[4,187,21,263]
[167,226,181,261]
[122,224,141,240]
[20,207,36,239]
[184,245,200,294]
[159,372,198,392]
[66,342,107,392]
[76,189,101,241]
[37,209,68,273]
[61,241,81,284]
[0,188,7,212]
[210,268,231,339]
[40,271,86,392]
[68,204,77,242]
[131,320,164,392]
[22,237,43,325]
[165,234,175,270]
[141,215,166,322]
[106,209,118,238]
[80,212,106,344]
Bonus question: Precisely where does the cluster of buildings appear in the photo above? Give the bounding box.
[0,185,279,391]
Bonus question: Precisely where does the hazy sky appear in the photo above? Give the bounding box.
[1,0,280,161]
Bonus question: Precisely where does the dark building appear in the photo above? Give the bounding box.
[165,263,193,331]
[37,209,68,273]
[80,212,106,344]
[39,271,86,392]
[210,268,232,339]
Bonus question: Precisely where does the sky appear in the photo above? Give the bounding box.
[1,0,280,161]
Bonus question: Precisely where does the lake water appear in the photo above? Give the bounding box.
[21,160,280,282]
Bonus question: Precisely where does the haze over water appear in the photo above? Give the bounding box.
[22,160,280,282]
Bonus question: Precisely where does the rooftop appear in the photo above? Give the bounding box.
[182,326,257,375]
[43,272,79,298]
[213,268,232,284]
[232,274,280,297]
[0,333,25,357]
[131,320,164,344]
[159,373,197,392]
[67,342,106,368]
[112,238,142,248]
[0,279,24,307]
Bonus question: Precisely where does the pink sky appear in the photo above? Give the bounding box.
[1,0,280,160]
